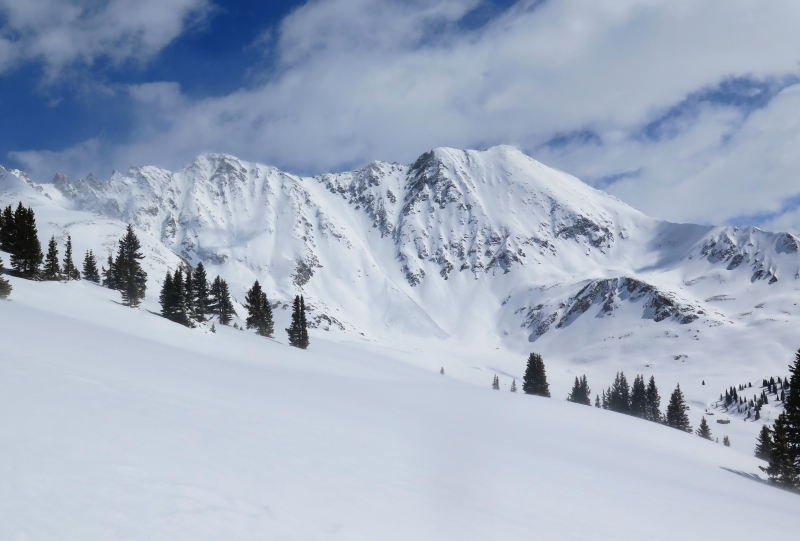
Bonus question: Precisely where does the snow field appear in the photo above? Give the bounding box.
[1,276,799,540]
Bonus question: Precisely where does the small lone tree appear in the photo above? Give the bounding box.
[696,416,712,440]
[492,375,500,390]
[440,367,444,375]
[665,384,692,432]
[510,378,517,392]
[82,250,100,283]
[244,280,274,337]
[595,395,601,408]
[62,236,80,280]
[522,352,550,397]
[0,255,12,299]
[722,435,730,447]
[761,414,798,491]
[42,236,61,280]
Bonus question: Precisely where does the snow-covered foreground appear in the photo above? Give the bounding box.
[1,277,798,540]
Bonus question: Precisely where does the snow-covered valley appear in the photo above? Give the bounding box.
[2,145,800,537]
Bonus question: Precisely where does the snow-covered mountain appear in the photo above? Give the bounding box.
[2,146,800,443]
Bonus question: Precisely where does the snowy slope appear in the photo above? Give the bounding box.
[1,275,798,540]
[3,146,800,451]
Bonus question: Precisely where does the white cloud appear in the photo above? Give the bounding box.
[0,0,211,77]
[11,0,800,231]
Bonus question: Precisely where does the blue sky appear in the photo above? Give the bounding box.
[2,0,800,231]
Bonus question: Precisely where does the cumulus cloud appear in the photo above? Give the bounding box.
[0,0,211,77]
[10,0,800,231]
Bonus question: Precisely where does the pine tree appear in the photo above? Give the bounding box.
[193,262,211,321]
[595,395,601,408]
[696,416,712,440]
[630,374,648,419]
[114,225,147,307]
[183,266,196,320]
[522,352,550,397]
[42,236,61,280]
[440,367,444,375]
[0,255,12,299]
[608,372,631,414]
[102,254,119,289]
[492,375,500,390]
[784,349,800,470]
[723,435,730,447]
[210,323,216,333]
[762,414,798,491]
[645,375,662,422]
[567,375,591,405]
[82,250,100,283]
[755,425,773,461]
[510,378,517,392]
[0,204,15,252]
[9,204,43,279]
[298,296,309,349]
[287,295,302,347]
[62,236,80,280]
[244,280,274,337]
[159,269,190,326]
[665,384,692,432]
[210,276,234,325]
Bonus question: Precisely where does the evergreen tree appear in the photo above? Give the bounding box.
[183,266,196,319]
[696,416,712,440]
[510,378,517,392]
[492,375,500,390]
[665,384,692,432]
[723,435,730,447]
[102,254,119,289]
[595,395,601,408]
[62,236,80,280]
[82,250,100,283]
[0,204,15,251]
[630,374,648,419]
[114,225,147,307]
[784,349,800,470]
[244,280,274,337]
[762,414,798,491]
[299,296,309,349]
[193,262,211,321]
[0,255,12,299]
[522,352,550,397]
[42,236,61,280]
[440,367,444,375]
[567,375,591,405]
[210,276,234,325]
[645,376,662,422]
[755,425,773,461]
[159,269,190,326]
[210,323,216,333]
[9,203,43,279]
[608,372,631,414]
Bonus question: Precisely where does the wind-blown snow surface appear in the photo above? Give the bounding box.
[3,146,800,450]
[1,277,798,540]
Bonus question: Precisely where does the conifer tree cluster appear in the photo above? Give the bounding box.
[522,353,550,397]
[1,203,43,279]
[159,262,228,327]
[102,225,147,307]
[82,250,100,283]
[210,275,235,325]
[598,372,662,423]
[286,295,309,348]
[244,280,274,338]
[0,255,12,299]
[566,375,591,405]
